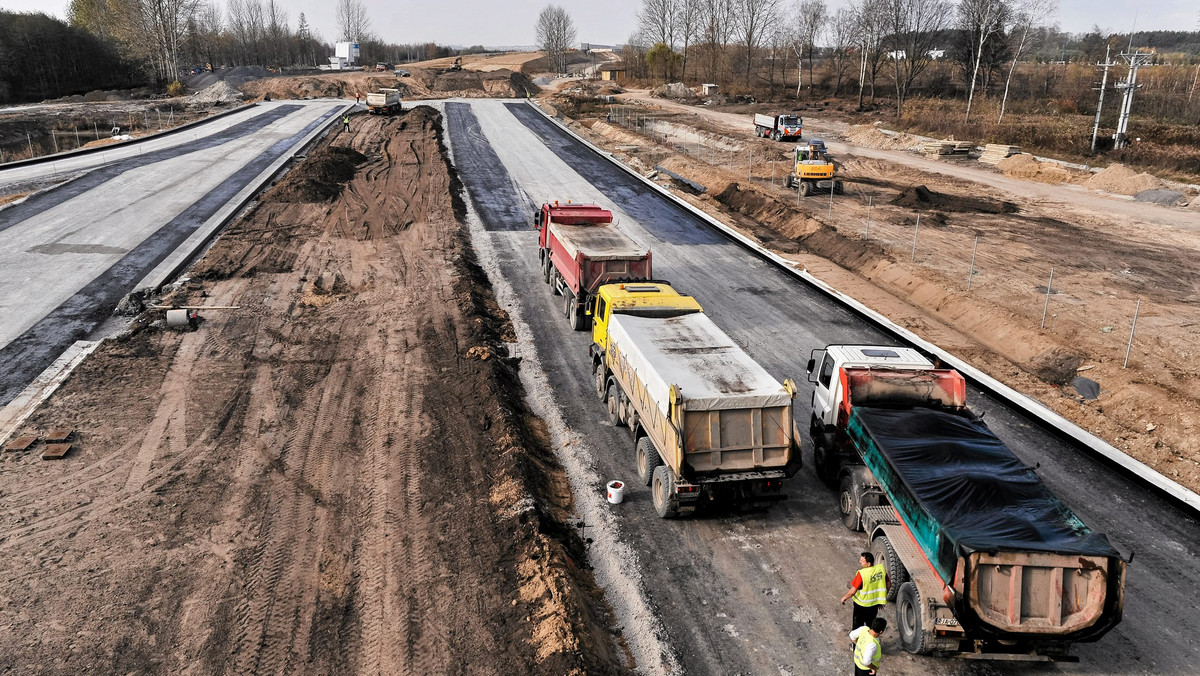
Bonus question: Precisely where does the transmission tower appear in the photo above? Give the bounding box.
[1112,51,1152,149]
[1091,45,1117,153]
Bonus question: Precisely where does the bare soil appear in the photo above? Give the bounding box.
[561,92,1200,495]
[240,68,540,103]
[0,107,628,674]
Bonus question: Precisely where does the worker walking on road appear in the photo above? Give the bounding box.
[850,618,887,675]
[342,113,350,132]
[840,551,888,631]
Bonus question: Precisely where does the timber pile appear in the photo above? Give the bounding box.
[922,141,955,155]
[979,143,1021,165]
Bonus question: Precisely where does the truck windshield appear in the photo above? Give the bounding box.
[613,307,699,319]
[780,116,800,126]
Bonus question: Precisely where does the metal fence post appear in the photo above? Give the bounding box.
[828,183,834,220]
[911,213,921,262]
[865,195,873,237]
[1040,268,1054,329]
[1124,299,1141,368]
[967,234,979,290]
[748,151,752,182]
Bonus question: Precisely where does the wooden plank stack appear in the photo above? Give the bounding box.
[979,144,1021,165]
[922,141,956,155]
[954,141,975,154]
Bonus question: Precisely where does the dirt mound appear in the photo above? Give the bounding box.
[994,153,1084,184]
[1086,163,1166,195]
[433,68,539,97]
[651,82,696,100]
[187,81,244,105]
[269,144,367,202]
[891,184,1017,214]
[843,124,923,151]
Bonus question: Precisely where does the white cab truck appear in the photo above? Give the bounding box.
[590,282,801,517]
[806,345,1126,660]
[366,88,402,115]
[753,113,803,141]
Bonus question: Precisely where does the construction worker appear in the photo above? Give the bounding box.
[840,551,888,631]
[850,617,887,675]
[342,113,350,132]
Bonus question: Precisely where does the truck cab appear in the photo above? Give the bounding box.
[806,345,938,483]
[590,282,702,357]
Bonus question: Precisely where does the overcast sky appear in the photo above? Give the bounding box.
[6,0,1198,48]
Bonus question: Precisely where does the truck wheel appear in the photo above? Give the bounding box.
[607,385,621,425]
[636,436,661,486]
[542,254,552,284]
[551,270,562,296]
[839,474,862,531]
[800,181,811,197]
[772,130,781,141]
[785,175,794,189]
[569,298,585,331]
[812,441,839,487]
[594,365,607,400]
[896,581,928,654]
[834,180,844,195]
[651,465,680,518]
[871,535,910,602]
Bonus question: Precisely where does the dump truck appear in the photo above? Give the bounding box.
[754,113,803,141]
[591,282,801,517]
[806,345,1126,661]
[535,202,652,330]
[366,88,402,115]
[784,140,841,196]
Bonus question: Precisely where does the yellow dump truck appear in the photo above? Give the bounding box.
[785,140,843,196]
[589,282,801,517]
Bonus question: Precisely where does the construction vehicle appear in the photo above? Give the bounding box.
[365,88,402,115]
[785,140,841,196]
[806,345,1127,661]
[535,202,652,330]
[590,282,801,517]
[753,113,803,141]
[449,56,463,72]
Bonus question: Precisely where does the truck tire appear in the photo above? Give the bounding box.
[607,385,622,425]
[871,535,910,602]
[651,465,680,518]
[594,365,607,400]
[839,474,862,531]
[785,175,794,189]
[896,581,928,654]
[636,436,661,486]
[772,130,781,141]
[569,297,585,331]
[834,180,844,195]
[563,290,573,318]
[551,269,562,296]
[800,181,812,197]
[542,253,552,284]
[811,439,839,487]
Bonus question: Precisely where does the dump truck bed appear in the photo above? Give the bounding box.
[549,222,647,262]
[850,405,1124,640]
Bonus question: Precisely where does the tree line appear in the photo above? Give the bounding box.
[0,10,141,104]
[619,0,1200,121]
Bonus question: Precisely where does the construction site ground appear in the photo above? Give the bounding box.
[567,88,1200,496]
[0,107,628,674]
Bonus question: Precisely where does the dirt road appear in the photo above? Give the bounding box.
[0,108,628,674]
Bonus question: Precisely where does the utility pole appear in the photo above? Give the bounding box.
[1091,46,1116,153]
[1113,51,1151,149]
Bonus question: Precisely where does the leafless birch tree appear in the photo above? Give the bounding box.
[138,0,199,80]
[998,0,1055,122]
[791,0,826,95]
[885,0,951,116]
[735,0,780,87]
[535,5,577,74]
[335,0,370,42]
[959,0,1009,121]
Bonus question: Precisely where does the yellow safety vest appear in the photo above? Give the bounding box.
[853,563,887,607]
[853,629,882,670]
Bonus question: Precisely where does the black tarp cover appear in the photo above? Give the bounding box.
[855,407,1120,558]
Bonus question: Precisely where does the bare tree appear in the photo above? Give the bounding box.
[189,0,222,70]
[828,7,857,95]
[885,0,951,116]
[535,5,577,74]
[264,0,288,66]
[138,0,200,80]
[638,0,678,79]
[698,0,735,81]
[228,0,265,64]
[959,0,1008,121]
[335,0,370,42]
[998,0,1055,122]
[791,0,826,96]
[852,0,889,108]
[677,0,703,80]
[734,0,780,87]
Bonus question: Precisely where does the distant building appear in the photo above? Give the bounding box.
[328,42,360,70]
[702,84,719,95]
[580,43,617,54]
[929,49,945,59]
[599,63,626,81]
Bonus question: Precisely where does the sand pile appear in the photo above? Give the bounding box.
[652,82,696,100]
[995,153,1084,184]
[187,81,244,105]
[432,69,539,97]
[843,125,922,151]
[1086,163,1165,195]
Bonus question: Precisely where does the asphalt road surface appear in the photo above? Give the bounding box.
[0,100,344,405]
[444,100,1198,675]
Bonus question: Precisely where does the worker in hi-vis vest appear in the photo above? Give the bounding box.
[840,551,889,631]
[850,617,887,676]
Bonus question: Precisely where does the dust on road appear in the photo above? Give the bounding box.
[0,107,628,674]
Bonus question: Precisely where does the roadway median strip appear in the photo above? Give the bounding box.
[524,99,1200,519]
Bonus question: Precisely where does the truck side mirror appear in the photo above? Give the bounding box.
[806,358,815,375]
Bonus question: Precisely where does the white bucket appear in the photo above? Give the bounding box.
[165,309,191,327]
[606,480,625,505]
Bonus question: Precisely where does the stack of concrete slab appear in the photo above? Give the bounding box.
[979,144,1021,165]
[922,141,955,155]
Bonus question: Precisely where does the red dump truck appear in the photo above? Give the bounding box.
[807,345,1126,661]
[535,202,652,330]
